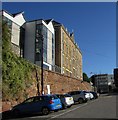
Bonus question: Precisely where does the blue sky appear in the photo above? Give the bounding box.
[3,2,116,77]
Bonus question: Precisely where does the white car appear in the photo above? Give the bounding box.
[89,92,94,100]
[83,91,94,100]
[56,94,74,109]
[83,91,91,100]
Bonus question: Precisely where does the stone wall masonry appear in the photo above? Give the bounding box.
[2,68,92,112]
[43,69,92,94]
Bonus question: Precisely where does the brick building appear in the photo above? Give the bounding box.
[52,21,82,80]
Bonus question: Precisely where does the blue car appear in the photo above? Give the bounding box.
[12,94,62,115]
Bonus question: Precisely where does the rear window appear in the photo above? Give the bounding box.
[49,95,58,100]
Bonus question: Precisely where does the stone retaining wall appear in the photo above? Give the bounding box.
[2,69,92,112]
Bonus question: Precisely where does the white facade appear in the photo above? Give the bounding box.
[24,19,55,70]
[2,10,26,56]
[2,11,25,26]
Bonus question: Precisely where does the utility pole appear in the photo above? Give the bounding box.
[41,34,44,95]
[35,67,40,96]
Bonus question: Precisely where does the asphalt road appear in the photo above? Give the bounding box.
[2,93,118,120]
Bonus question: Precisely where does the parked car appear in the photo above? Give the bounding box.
[83,91,94,100]
[12,94,62,116]
[90,91,98,99]
[55,94,74,109]
[82,91,91,100]
[89,92,94,100]
[68,91,87,104]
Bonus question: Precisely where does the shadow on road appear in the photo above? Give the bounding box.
[1,110,45,120]
[99,92,118,97]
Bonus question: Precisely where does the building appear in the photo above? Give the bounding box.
[24,19,55,70]
[2,10,83,79]
[1,10,26,56]
[91,74,115,93]
[52,21,82,80]
[114,68,118,87]
[107,74,115,91]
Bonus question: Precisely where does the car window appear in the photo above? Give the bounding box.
[53,95,59,99]
[34,97,43,102]
[24,97,34,103]
[69,92,75,95]
[49,95,58,100]
[56,94,62,98]
[64,94,71,97]
[55,95,59,98]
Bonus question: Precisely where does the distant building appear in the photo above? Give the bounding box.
[91,74,115,93]
[1,10,26,56]
[114,68,118,87]
[52,21,82,80]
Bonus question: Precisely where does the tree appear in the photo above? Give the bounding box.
[83,73,90,83]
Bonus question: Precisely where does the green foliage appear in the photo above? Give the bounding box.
[83,72,90,83]
[2,22,35,101]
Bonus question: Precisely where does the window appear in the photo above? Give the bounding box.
[35,53,41,61]
[34,97,43,102]
[3,16,12,29]
[24,97,34,103]
[43,64,49,70]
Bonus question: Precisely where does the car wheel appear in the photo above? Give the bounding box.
[42,107,49,115]
[78,98,83,104]
[13,109,20,116]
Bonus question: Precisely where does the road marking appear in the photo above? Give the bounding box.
[47,103,88,120]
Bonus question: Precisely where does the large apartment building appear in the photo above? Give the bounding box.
[53,21,82,80]
[2,10,83,80]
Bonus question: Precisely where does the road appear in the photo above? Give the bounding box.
[2,93,118,120]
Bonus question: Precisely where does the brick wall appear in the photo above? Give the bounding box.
[43,70,92,94]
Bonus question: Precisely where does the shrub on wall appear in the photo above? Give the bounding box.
[2,22,35,101]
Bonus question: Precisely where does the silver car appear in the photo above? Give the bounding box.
[68,91,88,104]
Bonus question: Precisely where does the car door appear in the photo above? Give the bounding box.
[70,91,78,102]
[20,97,35,113]
[30,96,45,113]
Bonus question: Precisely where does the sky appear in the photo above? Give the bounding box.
[2,2,116,77]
